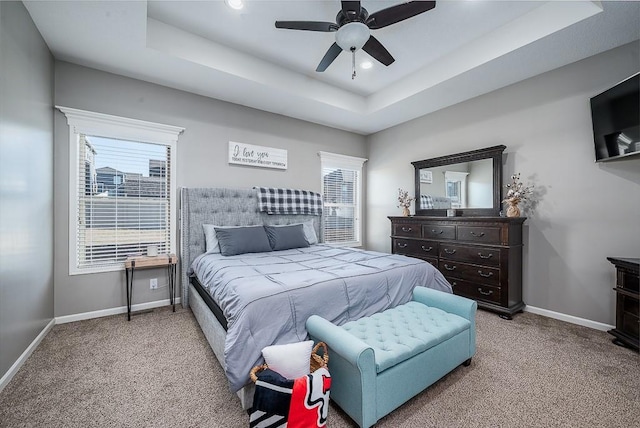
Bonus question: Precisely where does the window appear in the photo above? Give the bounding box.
[318,152,367,246]
[444,171,469,209]
[58,107,184,274]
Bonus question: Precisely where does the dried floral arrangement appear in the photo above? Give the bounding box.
[397,188,415,208]
[503,173,533,205]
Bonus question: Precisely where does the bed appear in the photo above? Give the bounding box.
[420,195,452,209]
[179,187,452,406]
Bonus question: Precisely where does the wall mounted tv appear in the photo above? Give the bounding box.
[590,73,640,162]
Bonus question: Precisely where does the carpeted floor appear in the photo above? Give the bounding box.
[0,306,638,428]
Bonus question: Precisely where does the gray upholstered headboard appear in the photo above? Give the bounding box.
[179,187,322,307]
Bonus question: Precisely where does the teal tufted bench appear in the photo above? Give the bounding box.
[306,287,477,428]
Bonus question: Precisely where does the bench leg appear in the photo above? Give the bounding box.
[462,358,472,367]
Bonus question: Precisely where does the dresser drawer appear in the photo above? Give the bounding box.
[392,223,421,238]
[418,256,438,268]
[392,238,412,255]
[448,277,502,305]
[439,243,501,267]
[393,239,438,258]
[457,226,501,244]
[439,261,501,287]
[423,225,456,240]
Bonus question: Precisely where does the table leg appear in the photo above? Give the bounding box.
[169,264,176,312]
[126,267,134,321]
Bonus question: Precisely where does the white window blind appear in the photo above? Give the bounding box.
[319,152,367,246]
[76,135,171,269]
[58,107,183,275]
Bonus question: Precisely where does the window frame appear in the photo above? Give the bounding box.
[318,151,367,247]
[58,106,184,275]
[444,170,469,209]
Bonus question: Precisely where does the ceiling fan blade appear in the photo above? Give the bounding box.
[341,1,361,20]
[362,35,395,66]
[366,1,436,29]
[316,43,343,72]
[275,21,338,32]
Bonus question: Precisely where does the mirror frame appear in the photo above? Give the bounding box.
[412,145,506,217]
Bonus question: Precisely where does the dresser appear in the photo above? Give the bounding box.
[607,257,639,351]
[389,216,526,319]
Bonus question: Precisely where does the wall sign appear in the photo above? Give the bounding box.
[420,170,433,183]
[228,141,288,170]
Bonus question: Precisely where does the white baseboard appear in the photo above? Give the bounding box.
[55,298,182,324]
[524,305,614,332]
[0,319,55,393]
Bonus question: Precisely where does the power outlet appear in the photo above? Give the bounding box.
[150,278,158,290]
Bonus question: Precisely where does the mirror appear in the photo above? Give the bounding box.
[412,145,505,217]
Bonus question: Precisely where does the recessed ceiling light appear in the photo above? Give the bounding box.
[225,0,244,10]
[360,61,373,70]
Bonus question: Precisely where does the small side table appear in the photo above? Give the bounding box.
[607,257,639,351]
[124,254,178,321]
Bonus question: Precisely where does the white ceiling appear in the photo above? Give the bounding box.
[24,1,640,135]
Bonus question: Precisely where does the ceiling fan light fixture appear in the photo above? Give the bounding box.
[225,0,244,10]
[335,22,370,51]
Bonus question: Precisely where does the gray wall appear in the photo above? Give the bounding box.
[53,61,367,317]
[0,2,54,379]
[366,42,640,326]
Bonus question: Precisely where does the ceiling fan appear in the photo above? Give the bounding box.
[275,1,436,78]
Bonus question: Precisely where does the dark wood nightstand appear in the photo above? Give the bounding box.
[607,257,639,351]
[124,254,178,321]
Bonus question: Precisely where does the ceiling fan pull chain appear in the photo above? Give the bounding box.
[351,47,356,80]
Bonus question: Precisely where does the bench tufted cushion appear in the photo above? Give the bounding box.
[341,301,471,373]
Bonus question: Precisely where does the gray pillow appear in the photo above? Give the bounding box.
[269,220,318,245]
[264,224,310,251]
[214,226,272,256]
[203,224,261,254]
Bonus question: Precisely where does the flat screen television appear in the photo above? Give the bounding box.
[590,73,640,162]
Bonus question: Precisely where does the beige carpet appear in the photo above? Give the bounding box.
[0,306,638,428]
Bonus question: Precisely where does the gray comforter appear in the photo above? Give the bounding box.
[190,244,452,392]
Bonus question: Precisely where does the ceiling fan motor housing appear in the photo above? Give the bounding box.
[336,6,369,26]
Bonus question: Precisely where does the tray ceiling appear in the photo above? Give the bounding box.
[24,1,640,134]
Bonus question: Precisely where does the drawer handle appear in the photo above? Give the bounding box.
[477,270,494,278]
[470,231,485,237]
[396,242,408,248]
[451,281,457,287]
[431,229,444,235]
[421,245,433,252]
[478,252,493,259]
[443,248,456,255]
[477,288,493,296]
[401,226,412,232]
[443,264,456,271]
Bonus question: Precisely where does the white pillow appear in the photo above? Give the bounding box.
[262,340,313,380]
[302,220,319,245]
[270,220,318,245]
[203,224,261,254]
[203,224,219,253]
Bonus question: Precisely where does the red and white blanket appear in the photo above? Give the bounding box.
[249,367,331,428]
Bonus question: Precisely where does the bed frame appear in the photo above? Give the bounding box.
[179,187,322,407]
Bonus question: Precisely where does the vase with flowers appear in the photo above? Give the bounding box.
[397,188,414,217]
[502,173,533,217]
